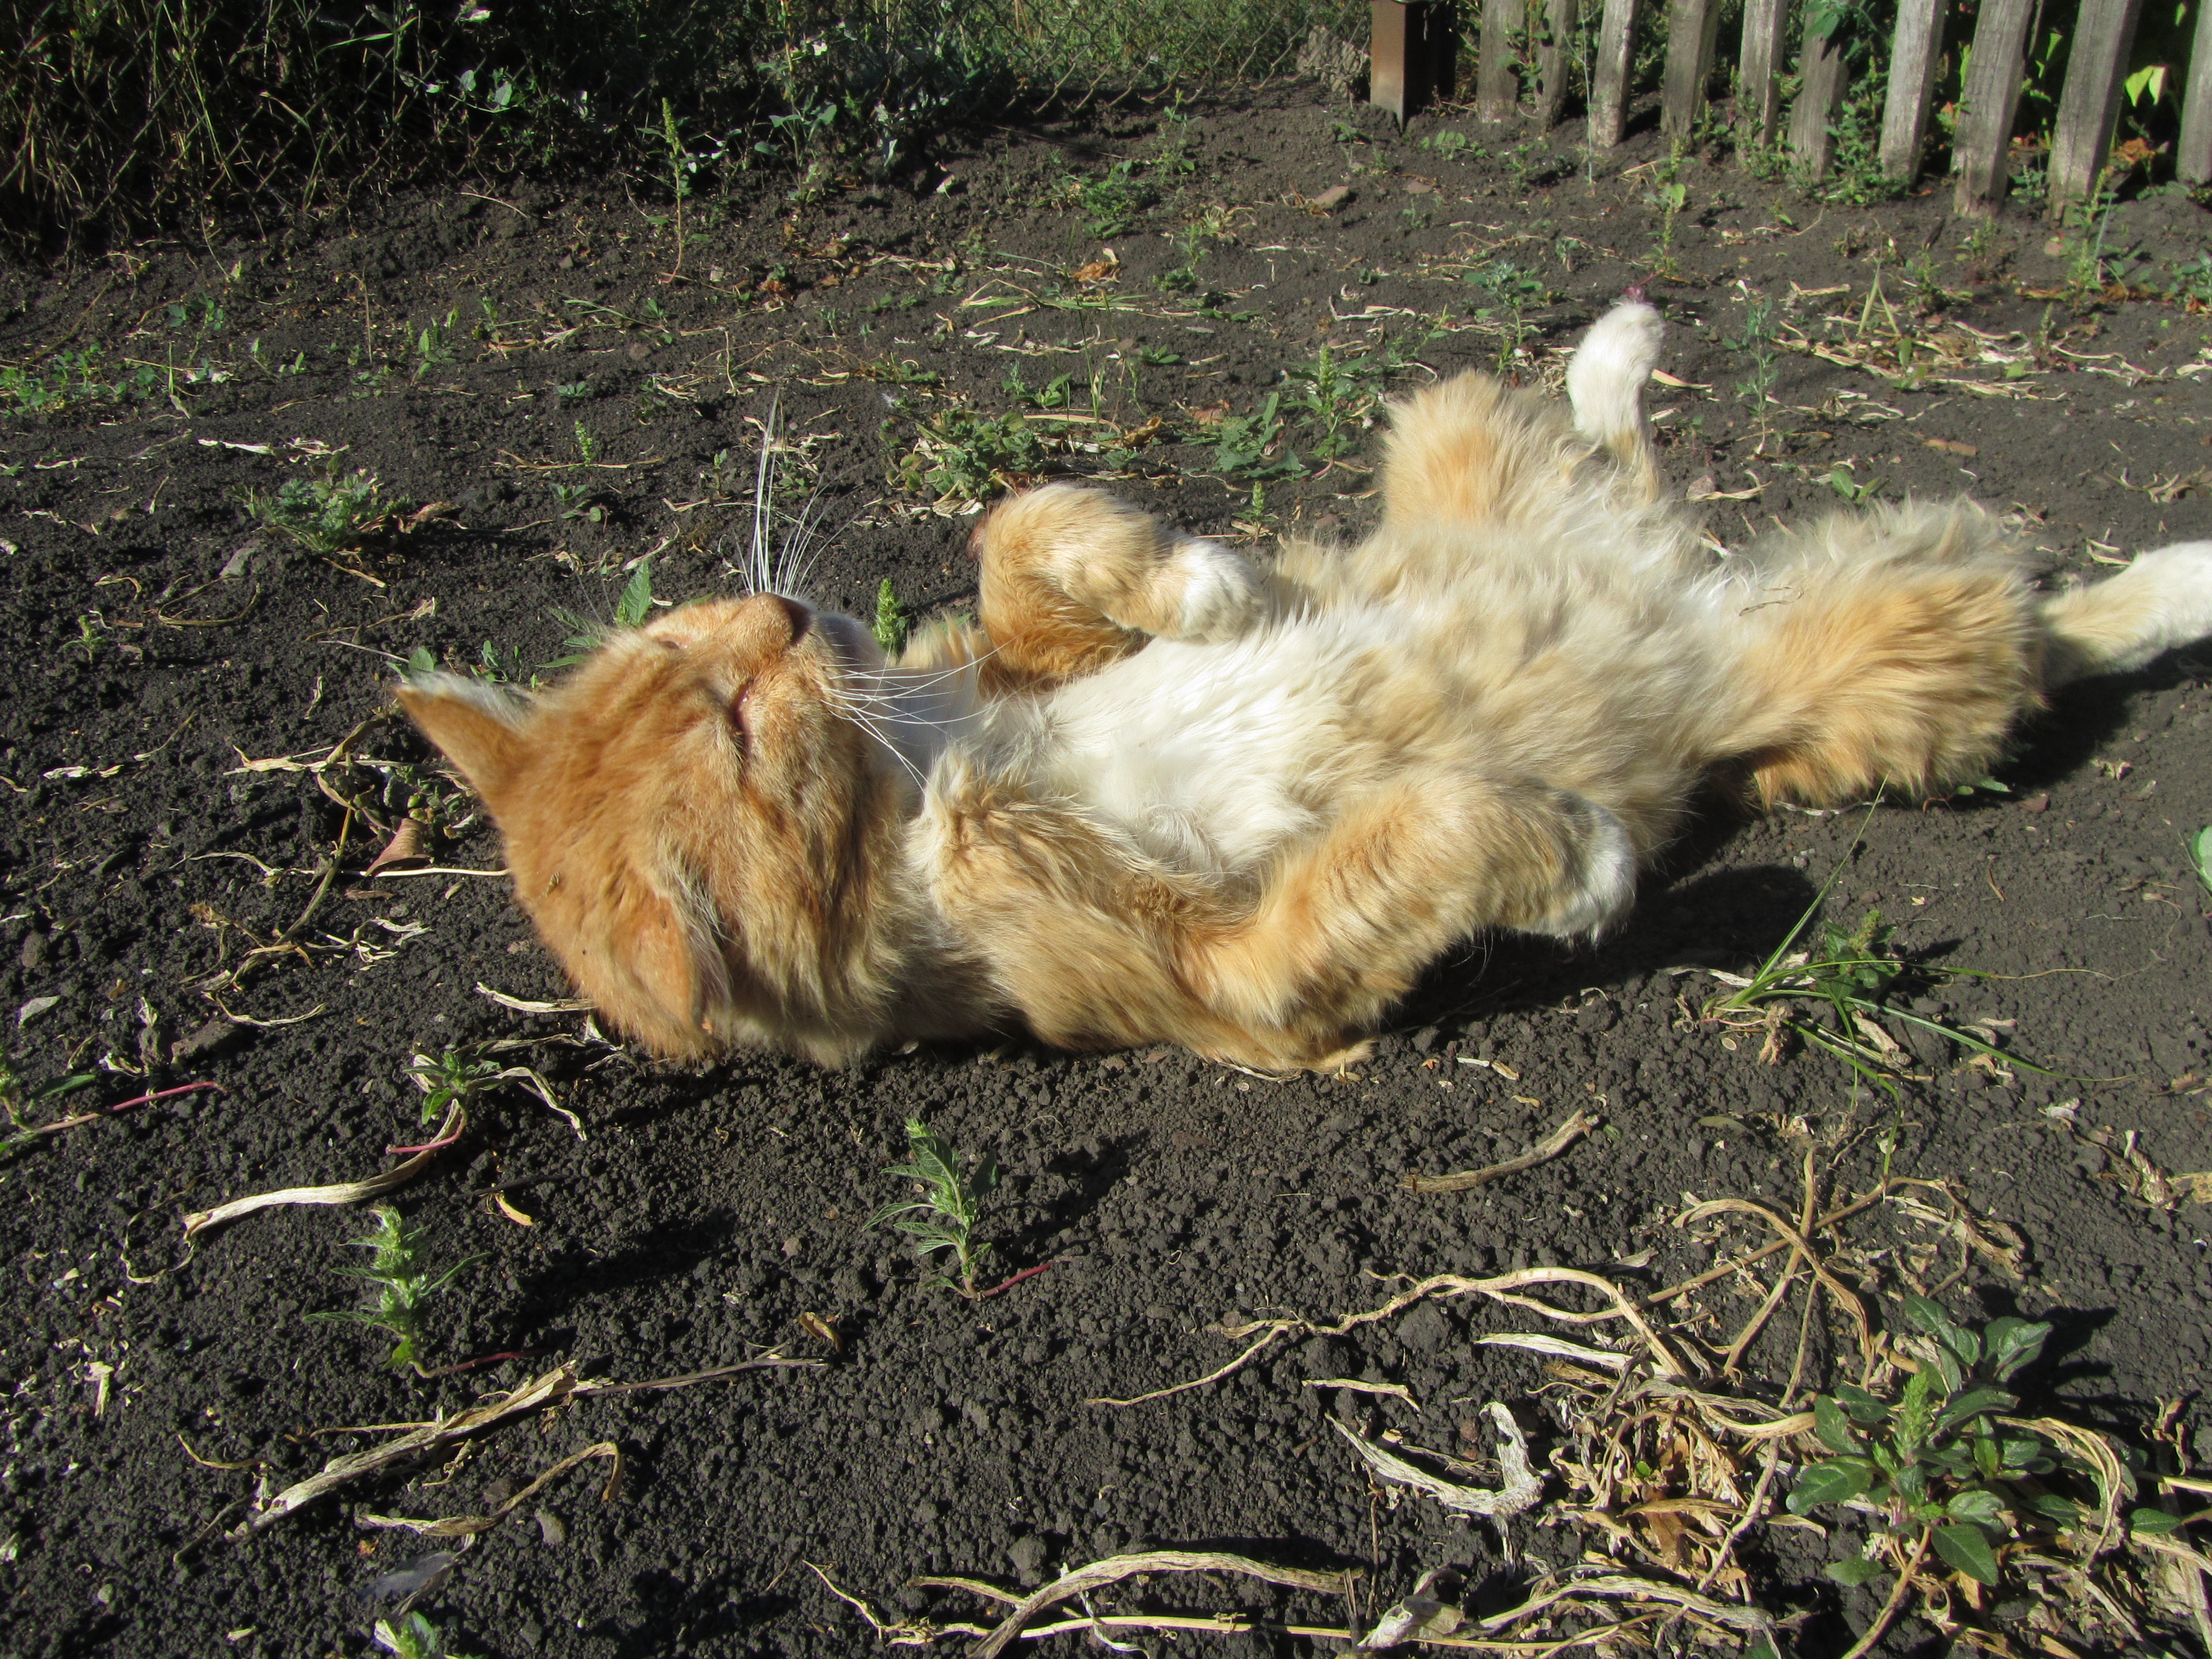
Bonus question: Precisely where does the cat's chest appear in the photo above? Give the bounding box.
[1034,612,1398,868]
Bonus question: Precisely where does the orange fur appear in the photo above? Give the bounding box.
[398,303,2212,1070]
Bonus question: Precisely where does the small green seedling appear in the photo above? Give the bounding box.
[0,1058,97,1158]
[572,420,599,463]
[869,1118,998,1295]
[873,578,909,656]
[374,1611,483,1659]
[406,1049,503,1124]
[309,1205,483,1372]
[1791,1299,2056,1589]
[2187,825,2212,901]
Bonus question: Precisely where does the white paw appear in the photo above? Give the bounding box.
[1567,297,1664,446]
[1534,797,1638,940]
[1167,537,1263,642]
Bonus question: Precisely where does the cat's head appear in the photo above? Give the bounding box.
[398,592,917,1064]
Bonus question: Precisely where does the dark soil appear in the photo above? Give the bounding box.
[4,87,2211,1659]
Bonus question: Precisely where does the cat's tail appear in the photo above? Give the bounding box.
[1564,293,1664,504]
[2038,541,2212,686]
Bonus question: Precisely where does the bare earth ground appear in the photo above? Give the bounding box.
[3,86,2211,1658]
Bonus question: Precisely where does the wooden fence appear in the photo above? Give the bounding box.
[1371,0,2212,214]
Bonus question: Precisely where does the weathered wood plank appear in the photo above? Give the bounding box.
[1950,0,2035,212]
[1589,0,1641,146]
[1479,0,1522,119]
[1661,0,1722,137]
[2181,0,2212,184]
[1787,19,1849,179]
[1878,0,1945,181]
[1533,0,1581,132]
[1735,0,1788,153]
[2046,0,2144,213]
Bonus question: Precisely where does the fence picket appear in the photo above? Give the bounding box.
[1736,0,1788,153]
[1590,0,1641,146]
[1661,0,1724,136]
[2047,0,2143,212]
[1534,0,1581,131]
[1878,0,1945,181]
[1950,0,2035,211]
[1479,0,1521,118]
[2183,0,2212,184]
[1788,21,1849,178]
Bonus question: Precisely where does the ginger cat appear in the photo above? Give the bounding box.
[401,300,2212,1071]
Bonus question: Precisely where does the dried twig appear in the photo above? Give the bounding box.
[1333,1403,1541,1518]
[182,1103,465,1238]
[1405,1110,1598,1193]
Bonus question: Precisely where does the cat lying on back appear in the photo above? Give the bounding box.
[401,299,2212,1071]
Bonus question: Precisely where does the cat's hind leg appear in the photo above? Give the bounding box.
[1716,501,2047,805]
[961,484,1262,693]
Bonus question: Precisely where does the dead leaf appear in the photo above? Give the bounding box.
[364,818,429,876]
[1924,437,1979,457]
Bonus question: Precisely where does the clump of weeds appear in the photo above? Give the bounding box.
[1781,1298,2194,1651]
[1066,159,1156,238]
[890,403,1047,507]
[1703,821,2036,1091]
[869,1118,998,1296]
[309,1204,483,1373]
[247,466,407,556]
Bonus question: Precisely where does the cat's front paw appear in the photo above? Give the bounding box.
[1528,795,1637,939]
[1161,536,1264,643]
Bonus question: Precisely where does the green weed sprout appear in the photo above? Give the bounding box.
[0,1058,96,1158]
[1643,150,1689,280]
[309,1206,483,1372]
[1704,825,2034,1094]
[406,1049,502,1125]
[873,578,909,655]
[1724,285,1782,451]
[2187,825,2212,901]
[374,1611,484,1659]
[1791,1298,2057,1589]
[869,1118,997,1295]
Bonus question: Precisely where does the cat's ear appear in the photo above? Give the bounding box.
[396,673,531,802]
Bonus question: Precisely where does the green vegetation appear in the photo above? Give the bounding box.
[373,1610,484,1659]
[891,404,1048,505]
[873,578,910,656]
[1724,285,1783,450]
[1,347,158,419]
[247,467,403,556]
[868,1118,998,1295]
[0,1059,96,1159]
[1791,1299,2057,1589]
[308,1205,482,1372]
[5,0,1361,249]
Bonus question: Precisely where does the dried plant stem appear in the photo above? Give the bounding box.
[1837,1527,1929,1659]
[1090,1264,1691,1408]
[1406,1108,1598,1192]
[1644,1181,1895,1307]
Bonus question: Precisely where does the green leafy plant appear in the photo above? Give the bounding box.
[1825,460,1884,504]
[1724,284,1783,451]
[1643,150,1689,280]
[614,558,655,627]
[547,479,603,523]
[868,1118,997,1295]
[873,578,909,655]
[413,308,459,374]
[656,96,693,277]
[572,419,599,463]
[247,467,403,556]
[1463,258,1552,372]
[406,1049,503,1124]
[1210,391,1306,483]
[1069,159,1156,238]
[2187,825,2212,901]
[891,405,1047,505]
[309,1205,482,1372]
[1704,832,2034,1093]
[374,1610,483,1659]
[1790,1299,2055,1589]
